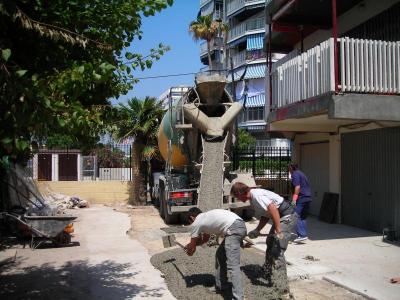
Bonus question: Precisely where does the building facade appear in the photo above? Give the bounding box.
[265,0,400,236]
[198,0,289,148]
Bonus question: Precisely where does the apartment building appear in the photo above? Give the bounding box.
[265,0,400,236]
[199,0,289,148]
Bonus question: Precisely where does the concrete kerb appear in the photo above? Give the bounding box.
[323,276,378,300]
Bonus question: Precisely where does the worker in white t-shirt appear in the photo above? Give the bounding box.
[231,182,298,290]
[185,208,246,300]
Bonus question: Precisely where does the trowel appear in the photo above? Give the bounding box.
[162,234,185,249]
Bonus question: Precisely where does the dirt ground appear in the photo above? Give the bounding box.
[128,206,365,300]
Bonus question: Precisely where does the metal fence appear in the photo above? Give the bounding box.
[92,144,132,181]
[232,147,292,196]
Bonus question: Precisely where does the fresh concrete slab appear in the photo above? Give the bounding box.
[0,205,174,300]
[246,216,400,300]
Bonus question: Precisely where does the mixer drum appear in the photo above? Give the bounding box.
[157,101,189,168]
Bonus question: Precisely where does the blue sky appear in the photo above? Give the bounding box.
[113,1,203,105]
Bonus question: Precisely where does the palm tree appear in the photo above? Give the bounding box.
[114,97,164,205]
[189,14,222,70]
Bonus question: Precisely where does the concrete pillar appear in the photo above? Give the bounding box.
[52,154,59,181]
[77,154,82,181]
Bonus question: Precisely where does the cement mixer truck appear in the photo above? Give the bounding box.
[156,74,256,224]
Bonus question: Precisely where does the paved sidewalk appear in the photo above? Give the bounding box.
[247,216,400,300]
[0,205,175,299]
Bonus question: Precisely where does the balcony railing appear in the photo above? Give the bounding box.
[227,0,265,16]
[200,37,223,56]
[232,51,246,68]
[228,17,265,42]
[339,37,400,93]
[232,49,266,68]
[270,37,400,109]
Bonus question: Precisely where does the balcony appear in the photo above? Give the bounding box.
[227,0,265,17]
[200,37,224,57]
[232,49,266,68]
[200,0,213,8]
[213,10,223,20]
[232,51,246,68]
[270,37,400,109]
[228,17,265,43]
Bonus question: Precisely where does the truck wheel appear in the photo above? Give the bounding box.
[163,202,178,224]
[159,181,165,218]
[159,193,165,219]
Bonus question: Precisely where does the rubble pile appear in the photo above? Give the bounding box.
[44,192,88,212]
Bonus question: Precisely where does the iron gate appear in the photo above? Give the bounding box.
[232,147,292,197]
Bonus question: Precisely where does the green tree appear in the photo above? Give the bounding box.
[90,145,127,168]
[189,14,222,70]
[113,97,164,205]
[0,0,173,169]
[237,128,256,149]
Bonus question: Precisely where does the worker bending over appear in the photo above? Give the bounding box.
[231,182,297,288]
[185,208,247,300]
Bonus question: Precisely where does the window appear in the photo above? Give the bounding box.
[239,107,264,122]
[247,107,264,121]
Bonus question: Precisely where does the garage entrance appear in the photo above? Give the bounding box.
[341,126,400,235]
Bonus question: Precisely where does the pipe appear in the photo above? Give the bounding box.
[183,102,243,137]
[183,103,222,136]
[220,102,243,130]
[268,22,273,111]
[272,0,297,22]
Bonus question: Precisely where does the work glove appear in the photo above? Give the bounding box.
[291,194,298,207]
[248,229,260,239]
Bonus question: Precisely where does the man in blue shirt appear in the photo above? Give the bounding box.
[289,163,312,243]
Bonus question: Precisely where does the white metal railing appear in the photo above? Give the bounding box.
[227,0,265,16]
[233,50,246,68]
[271,38,335,108]
[271,37,400,109]
[228,17,265,42]
[339,37,400,93]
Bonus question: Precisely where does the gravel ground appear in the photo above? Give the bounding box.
[151,245,288,300]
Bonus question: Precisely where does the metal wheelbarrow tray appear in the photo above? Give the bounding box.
[23,215,76,237]
[4,213,77,249]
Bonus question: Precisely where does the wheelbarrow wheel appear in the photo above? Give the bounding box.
[55,231,71,246]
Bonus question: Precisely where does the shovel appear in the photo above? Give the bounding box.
[162,234,185,249]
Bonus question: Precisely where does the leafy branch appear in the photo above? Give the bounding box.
[14,6,112,50]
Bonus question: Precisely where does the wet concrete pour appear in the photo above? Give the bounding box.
[151,246,288,300]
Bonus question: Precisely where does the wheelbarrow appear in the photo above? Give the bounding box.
[3,213,77,249]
